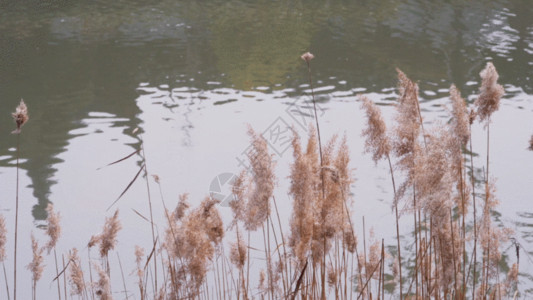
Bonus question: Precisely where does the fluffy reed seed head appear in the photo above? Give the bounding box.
[393,69,421,159]
[392,69,424,204]
[0,215,6,262]
[45,203,61,253]
[134,245,144,266]
[360,95,391,164]
[88,235,99,248]
[98,210,122,258]
[12,99,29,134]
[94,264,113,300]
[134,245,145,293]
[469,109,477,125]
[289,127,354,265]
[175,193,189,221]
[167,196,225,291]
[229,236,247,269]
[243,127,275,231]
[68,248,85,296]
[413,126,454,214]
[230,170,248,224]
[343,225,357,253]
[288,128,319,263]
[528,135,533,151]
[449,85,470,146]
[475,62,504,123]
[27,233,45,283]
[258,269,266,293]
[200,197,225,245]
[301,52,314,63]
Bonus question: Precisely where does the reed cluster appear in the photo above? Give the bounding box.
[2,59,524,300]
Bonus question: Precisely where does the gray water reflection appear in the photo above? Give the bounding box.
[0,0,532,297]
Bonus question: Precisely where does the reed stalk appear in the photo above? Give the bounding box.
[138,134,158,294]
[11,99,28,300]
[13,135,19,300]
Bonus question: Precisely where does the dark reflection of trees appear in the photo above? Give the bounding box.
[0,28,144,221]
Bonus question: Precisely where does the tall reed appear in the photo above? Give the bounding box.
[11,99,28,300]
[27,234,44,300]
[45,203,62,300]
[360,95,402,299]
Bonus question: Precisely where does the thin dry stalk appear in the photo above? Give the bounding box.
[2,262,10,300]
[12,99,29,300]
[116,253,129,300]
[137,132,158,293]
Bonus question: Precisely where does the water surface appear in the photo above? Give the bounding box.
[0,0,532,298]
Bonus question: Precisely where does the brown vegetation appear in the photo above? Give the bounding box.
[3,61,521,300]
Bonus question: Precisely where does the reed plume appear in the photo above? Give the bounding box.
[45,203,62,300]
[175,193,189,221]
[475,62,504,124]
[448,86,472,213]
[392,69,423,203]
[94,264,112,300]
[0,216,6,262]
[289,129,353,265]
[230,171,248,225]
[27,234,44,300]
[45,203,61,252]
[448,84,472,297]
[134,245,145,299]
[11,99,29,135]
[68,248,86,297]
[164,197,224,295]
[301,52,314,63]
[528,135,533,151]
[288,128,319,264]
[360,96,391,163]
[449,85,470,147]
[229,236,247,271]
[98,210,122,259]
[360,94,404,298]
[242,127,275,231]
[413,126,454,213]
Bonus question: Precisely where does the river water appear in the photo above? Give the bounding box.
[0,0,532,298]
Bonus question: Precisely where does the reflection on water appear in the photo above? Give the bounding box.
[0,0,533,297]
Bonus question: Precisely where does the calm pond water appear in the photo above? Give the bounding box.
[1,0,532,298]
